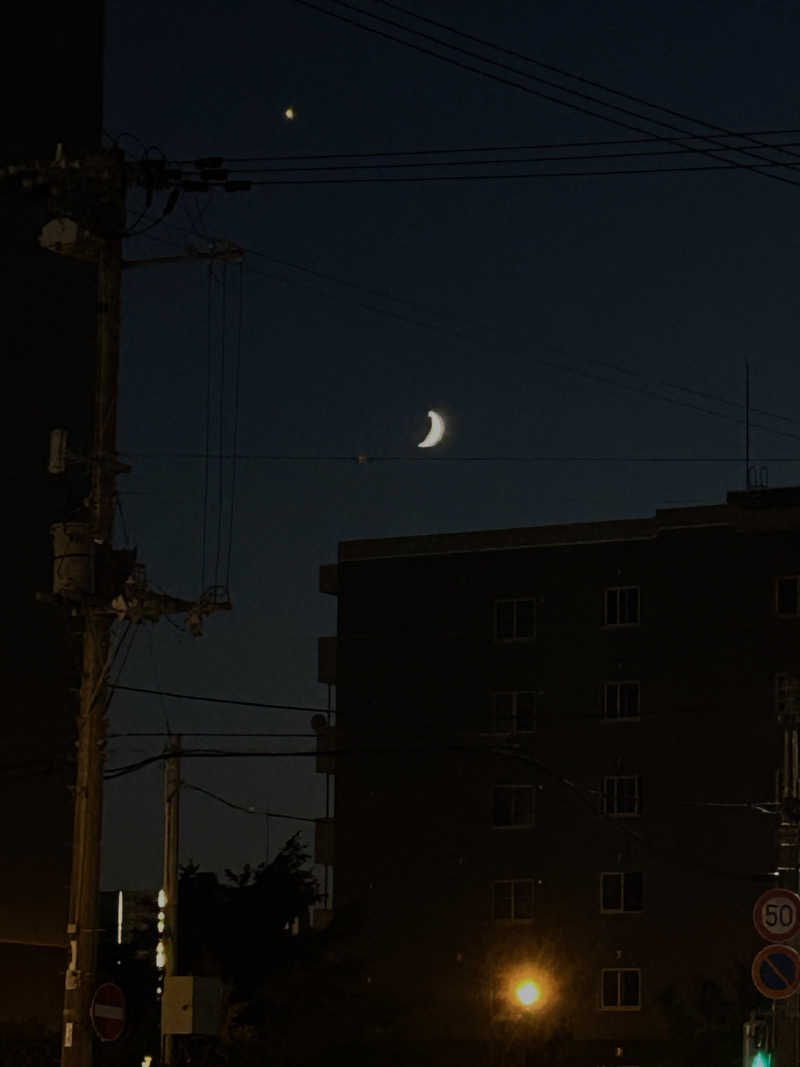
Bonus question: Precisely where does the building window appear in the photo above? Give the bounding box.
[492,879,534,921]
[777,576,800,617]
[603,775,641,817]
[604,586,640,627]
[495,599,536,641]
[776,674,800,719]
[492,785,534,828]
[601,872,643,913]
[601,968,641,1010]
[603,681,640,721]
[492,691,536,733]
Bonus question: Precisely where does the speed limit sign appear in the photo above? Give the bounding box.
[753,888,800,942]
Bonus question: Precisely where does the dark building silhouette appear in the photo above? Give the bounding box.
[320,487,800,1065]
[1,1,104,1031]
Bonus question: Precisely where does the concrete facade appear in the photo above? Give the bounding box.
[321,487,800,1065]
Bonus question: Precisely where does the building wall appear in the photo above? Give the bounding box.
[328,491,799,1064]
[1,0,105,1028]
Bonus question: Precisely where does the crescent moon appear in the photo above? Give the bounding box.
[418,410,445,448]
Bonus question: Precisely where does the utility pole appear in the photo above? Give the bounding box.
[161,736,182,1066]
[4,144,237,1066]
[61,150,125,1067]
[774,692,800,1067]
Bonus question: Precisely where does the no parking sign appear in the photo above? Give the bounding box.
[752,944,800,1000]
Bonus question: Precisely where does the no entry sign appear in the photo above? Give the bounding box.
[753,888,800,942]
[90,982,126,1042]
[752,943,800,1000]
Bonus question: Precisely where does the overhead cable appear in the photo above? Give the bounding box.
[183,781,318,822]
[109,683,331,715]
[168,129,800,167]
[286,0,800,189]
[131,226,800,445]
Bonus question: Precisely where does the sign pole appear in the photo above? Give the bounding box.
[775,720,800,1065]
[161,736,181,1065]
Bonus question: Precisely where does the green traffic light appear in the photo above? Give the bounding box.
[753,1052,772,1067]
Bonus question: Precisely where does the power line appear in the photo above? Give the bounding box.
[183,781,318,822]
[285,0,800,190]
[370,0,800,169]
[214,263,228,592]
[333,0,800,180]
[123,451,800,464]
[225,260,244,593]
[223,160,800,185]
[127,226,799,451]
[109,623,138,693]
[110,731,316,738]
[141,223,800,442]
[170,129,800,166]
[109,683,331,714]
[230,280,800,447]
[200,263,214,592]
[101,741,766,880]
[223,144,800,176]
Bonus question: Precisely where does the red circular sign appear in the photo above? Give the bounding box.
[752,943,800,1000]
[90,982,126,1042]
[753,888,800,942]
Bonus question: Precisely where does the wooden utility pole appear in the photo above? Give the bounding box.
[8,145,237,1065]
[161,736,182,1065]
[61,152,125,1067]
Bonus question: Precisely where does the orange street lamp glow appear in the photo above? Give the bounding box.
[516,980,541,1007]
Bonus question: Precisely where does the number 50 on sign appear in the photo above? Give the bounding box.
[753,888,800,942]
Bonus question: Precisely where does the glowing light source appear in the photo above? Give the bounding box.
[158,889,167,908]
[284,107,296,120]
[156,940,166,970]
[418,409,445,449]
[116,890,123,945]
[515,980,541,1007]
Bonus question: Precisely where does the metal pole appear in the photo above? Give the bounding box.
[775,720,800,1067]
[324,683,332,906]
[61,154,124,1067]
[162,736,181,1065]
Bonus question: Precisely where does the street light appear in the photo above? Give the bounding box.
[515,980,542,1008]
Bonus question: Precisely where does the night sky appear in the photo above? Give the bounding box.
[101,0,800,889]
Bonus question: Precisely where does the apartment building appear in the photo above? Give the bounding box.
[318,486,800,1065]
